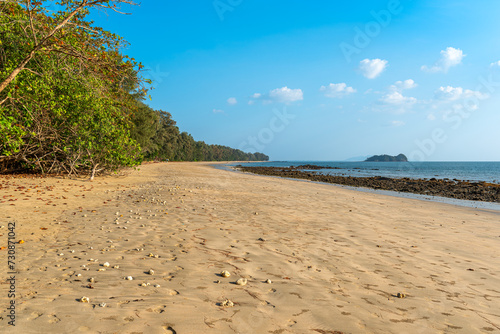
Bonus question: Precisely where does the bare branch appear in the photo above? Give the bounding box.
[0,0,90,94]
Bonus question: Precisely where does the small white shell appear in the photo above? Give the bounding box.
[148,253,154,257]
[221,299,234,307]
[265,279,272,284]
[140,282,147,287]
[236,278,248,286]
[148,269,155,275]
[98,268,106,272]
[89,277,95,283]
[220,270,231,278]
[125,276,133,280]
[154,284,161,288]
[103,262,110,267]
[76,274,82,277]
[113,265,120,269]
[80,297,90,303]
[99,303,106,307]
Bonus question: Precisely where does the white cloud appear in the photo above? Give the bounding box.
[381,91,417,105]
[421,47,465,73]
[227,97,237,105]
[390,79,417,92]
[359,58,388,79]
[391,120,405,127]
[250,87,303,104]
[320,83,356,98]
[435,86,488,101]
[427,113,436,121]
[212,108,224,114]
[490,61,500,68]
[269,87,303,103]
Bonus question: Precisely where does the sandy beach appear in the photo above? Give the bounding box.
[1,162,499,334]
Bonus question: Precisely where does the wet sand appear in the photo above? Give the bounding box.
[1,162,499,333]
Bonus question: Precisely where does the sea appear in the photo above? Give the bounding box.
[228,161,500,184]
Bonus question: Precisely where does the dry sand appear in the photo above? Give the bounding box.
[0,162,499,334]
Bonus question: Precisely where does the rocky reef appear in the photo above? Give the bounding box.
[236,165,500,203]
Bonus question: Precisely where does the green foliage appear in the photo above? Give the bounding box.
[0,1,143,174]
[0,1,267,175]
[129,102,269,162]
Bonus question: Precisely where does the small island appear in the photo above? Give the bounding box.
[365,154,408,162]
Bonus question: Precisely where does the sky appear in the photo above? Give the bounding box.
[89,0,500,161]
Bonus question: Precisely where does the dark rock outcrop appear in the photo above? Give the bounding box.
[236,166,500,203]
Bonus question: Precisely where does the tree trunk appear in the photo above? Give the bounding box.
[89,163,99,181]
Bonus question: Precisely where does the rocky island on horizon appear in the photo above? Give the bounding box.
[365,154,408,162]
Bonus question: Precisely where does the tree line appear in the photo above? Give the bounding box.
[0,1,267,176]
[130,102,269,162]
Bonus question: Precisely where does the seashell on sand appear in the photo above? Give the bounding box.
[125,276,133,280]
[236,278,248,286]
[265,279,272,284]
[80,297,90,303]
[221,299,234,307]
[220,270,231,278]
[103,262,110,267]
[148,269,155,275]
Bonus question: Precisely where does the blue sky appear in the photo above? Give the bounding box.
[90,0,500,161]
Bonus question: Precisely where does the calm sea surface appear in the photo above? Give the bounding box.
[230,161,500,184]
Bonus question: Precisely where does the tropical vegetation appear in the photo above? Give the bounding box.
[0,1,267,177]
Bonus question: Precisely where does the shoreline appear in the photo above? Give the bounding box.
[1,162,499,333]
[225,165,500,213]
[234,165,500,204]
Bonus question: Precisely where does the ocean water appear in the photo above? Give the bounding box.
[230,161,500,184]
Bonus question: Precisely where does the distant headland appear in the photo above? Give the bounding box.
[365,154,408,162]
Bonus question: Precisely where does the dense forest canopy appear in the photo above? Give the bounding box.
[0,1,268,176]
